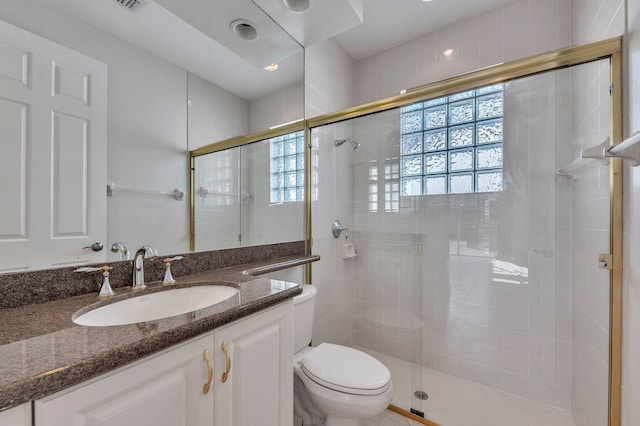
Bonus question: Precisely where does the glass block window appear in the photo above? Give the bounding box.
[270,130,305,203]
[400,84,504,195]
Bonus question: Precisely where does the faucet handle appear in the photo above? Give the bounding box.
[75,265,116,297]
[162,256,183,285]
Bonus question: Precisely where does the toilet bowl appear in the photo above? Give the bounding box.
[293,284,393,426]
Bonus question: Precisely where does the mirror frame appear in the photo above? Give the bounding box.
[189,121,305,251]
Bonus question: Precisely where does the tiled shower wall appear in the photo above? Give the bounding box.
[305,38,357,346]
[349,70,578,409]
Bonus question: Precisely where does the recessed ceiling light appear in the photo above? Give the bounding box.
[443,48,456,57]
[264,63,279,72]
[230,19,259,41]
[281,0,313,13]
[421,0,433,2]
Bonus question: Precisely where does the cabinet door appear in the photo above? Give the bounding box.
[214,301,293,426]
[0,403,31,426]
[35,334,214,426]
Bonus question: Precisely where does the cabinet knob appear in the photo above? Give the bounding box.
[203,350,213,395]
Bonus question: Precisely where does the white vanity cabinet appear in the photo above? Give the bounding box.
[35,333,215,426]
[213,301,293,426]
[0,403,31,426]
[32,300,293,426]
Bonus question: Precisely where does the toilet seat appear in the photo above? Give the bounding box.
[300,343,391,396]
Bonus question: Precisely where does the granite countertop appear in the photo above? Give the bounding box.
[0,254,318,412]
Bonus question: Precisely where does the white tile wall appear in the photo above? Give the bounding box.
[305,38,356,346]
[249,82,304,133]
[187,73,250,151]
[353,0,572,105]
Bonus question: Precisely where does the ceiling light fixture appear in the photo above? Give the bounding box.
[443,48,456,57]
[230,19,259,41]
[281,0,313,13]
[264,63,279,71]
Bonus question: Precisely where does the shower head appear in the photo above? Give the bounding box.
[334,138,361,151]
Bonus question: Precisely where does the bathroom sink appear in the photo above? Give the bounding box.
[73,285,239,326]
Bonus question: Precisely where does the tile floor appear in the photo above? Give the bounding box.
[359,348,576,426]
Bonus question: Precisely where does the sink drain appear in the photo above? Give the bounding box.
[414,390,429,400]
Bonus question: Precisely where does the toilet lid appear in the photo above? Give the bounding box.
[301,343,391,395]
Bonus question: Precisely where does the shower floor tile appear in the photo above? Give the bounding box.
[358,347,576,426]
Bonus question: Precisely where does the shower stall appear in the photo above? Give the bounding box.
[308,43,621,425]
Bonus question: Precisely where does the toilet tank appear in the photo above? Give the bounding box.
[293,284,317,353]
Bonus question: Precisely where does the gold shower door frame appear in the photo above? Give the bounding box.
[303,38,624,426]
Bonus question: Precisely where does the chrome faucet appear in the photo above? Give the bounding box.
[132,245,158,289]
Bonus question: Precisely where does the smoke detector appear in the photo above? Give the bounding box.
[113,0,146,13]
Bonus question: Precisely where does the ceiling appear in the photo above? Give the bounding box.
[41,0,516,100]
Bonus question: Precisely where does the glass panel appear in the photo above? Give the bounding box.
[296,153,304,169]
[284,188,296,202]
[424,175,446,194]
[402,111,423,133]
[448,123,474,148]
[402,155,422,176]
[449,173,473,193]
[401,102,423,112]
[272,141,284,158]
[296,134,305,152]
[449,148,474,171]
[401,133,423,155]
[449,90,475,101]
[477,92,504,120]
[477,144,503,169]
[424,105,447,129]
[476,170,503,192]
[284,155,297,172]
[448,99,474,125]
[271,174,283,189]
[476,83,504,95]
[272,157,284,173]
[271,189,283,203]
[296,187,304,201]
[296,171,304,187]
[477,118,503,144]
[284,138,296,155]
[425,153,447,174]
[284,172,296,187]
[424,129,447,151]
[401,177,422,196]
[424,97,447,107]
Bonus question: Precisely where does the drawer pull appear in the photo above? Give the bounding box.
[203,349,213,394]
[222,341,231,383]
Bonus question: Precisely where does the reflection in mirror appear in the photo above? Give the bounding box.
[0,0,303,272]
[192,129,305,251]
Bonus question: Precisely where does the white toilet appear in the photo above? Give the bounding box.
[293,284,393,426]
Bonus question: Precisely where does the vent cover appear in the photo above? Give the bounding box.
[113,0,146,13]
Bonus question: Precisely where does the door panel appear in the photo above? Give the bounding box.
[0,20,106,271]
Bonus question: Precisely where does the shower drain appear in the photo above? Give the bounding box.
[414,390,429,400]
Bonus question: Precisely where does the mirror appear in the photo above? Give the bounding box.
[191,126,305,251]
[0,0,303,272]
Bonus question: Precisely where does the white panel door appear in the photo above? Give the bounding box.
[0,20,107,272]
